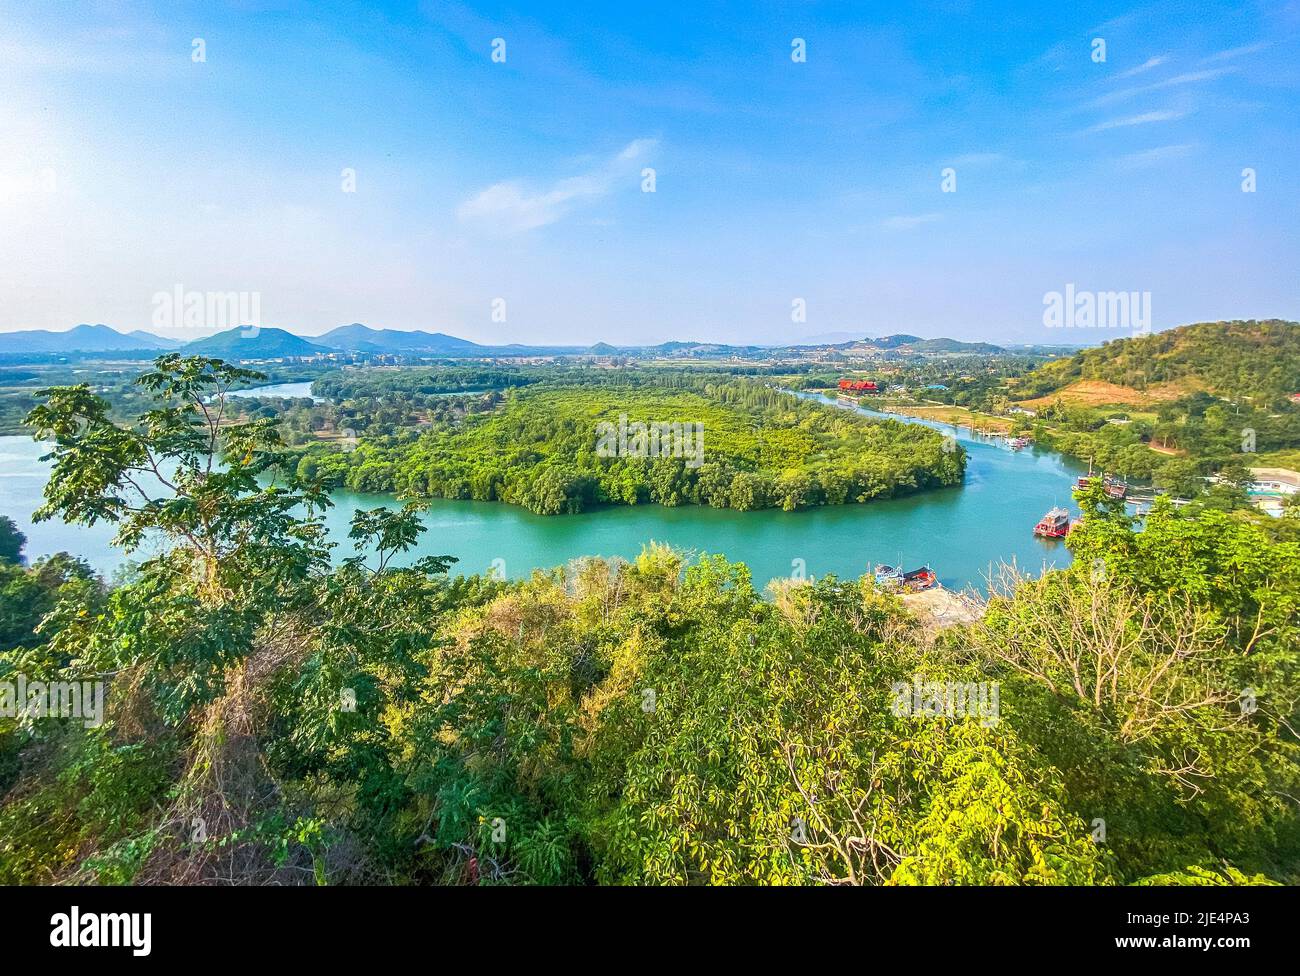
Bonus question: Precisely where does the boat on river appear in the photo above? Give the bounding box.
[1076,472,1128,499]
[1075,456,1127,499]
[874,563,938,591]
[1033,507,1072,538]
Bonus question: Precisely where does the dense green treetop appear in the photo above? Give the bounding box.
[298,379,965,515]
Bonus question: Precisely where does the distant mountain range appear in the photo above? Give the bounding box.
[859,334,1006,354]
[0,323,497,359]
[0,324,180,354]
[0,322,1009,360]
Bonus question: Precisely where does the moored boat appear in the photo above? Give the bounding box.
[873,563,937,591]
[1077,457,1097,491]
[901,565,938,591]
[1033,506,1072,538]
[874,564,903,587]
[1077,472,1128,499]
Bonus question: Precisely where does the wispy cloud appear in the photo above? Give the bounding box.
[1083,108,1189,134]
[1115,55,1169,78]
[1086,9,1146,36]
[1116,143,1198,168]
[947,152,1007,167]
[1089,66,1237,107]
[1201,42,1268,64]
[881,213,941,231]
[0,24,176,76]
[458,139,657,234]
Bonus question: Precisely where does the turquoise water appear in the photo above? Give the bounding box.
[227,382,487,402]
[0,396,1085,590]
[227,382,318,401]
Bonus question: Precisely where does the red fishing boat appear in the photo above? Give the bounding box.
[901,566,938,590]
[1033,507,1072,538]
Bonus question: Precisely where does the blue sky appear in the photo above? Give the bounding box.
[1,0,1297,345]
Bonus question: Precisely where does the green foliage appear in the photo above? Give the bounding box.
[1133,865,1279,886]
[0,515,25,564]
[973,495,1300,881]
[312,366,538,400]
[300,380,965,515]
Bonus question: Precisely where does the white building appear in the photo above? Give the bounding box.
[1247,467,1300,516]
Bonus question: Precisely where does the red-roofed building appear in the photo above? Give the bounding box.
[838,379,880,393]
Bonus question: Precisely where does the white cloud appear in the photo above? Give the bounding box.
[1116,143,1197,168]
[1084,108,1189,134]
[458,139,657,234]
[1115,55,1169,79]
[1201,42,1268,64]
[948,152,1006,167]
[0,20,176,77]
[1088,67,1237,107]
[881,213,942,231]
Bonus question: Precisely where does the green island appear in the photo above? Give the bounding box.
[293,379,966,514]
[2,355,1298,885]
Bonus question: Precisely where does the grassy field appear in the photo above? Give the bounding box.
[1018,378,1195,410]
[1254,448,1300,471]
[881,403,1012,433]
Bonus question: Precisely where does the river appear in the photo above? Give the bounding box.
[227,382,319,401]
[225,383,487,403]
[0,390,1085,591]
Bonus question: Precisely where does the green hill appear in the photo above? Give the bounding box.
[870,334,924,348]
[184,327,331,359]
[1016,319,1300,403]
[317,324,487,354]
[863,334,1005,354]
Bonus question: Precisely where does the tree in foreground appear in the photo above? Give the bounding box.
[0,515,25,565]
